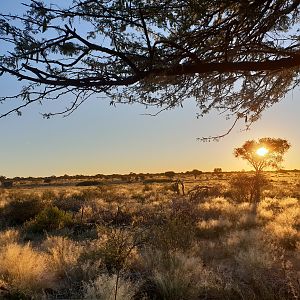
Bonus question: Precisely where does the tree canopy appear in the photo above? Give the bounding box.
[234,137,291,172]
[1,0,300,137]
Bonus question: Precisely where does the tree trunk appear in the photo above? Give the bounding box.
[252,171,262,214]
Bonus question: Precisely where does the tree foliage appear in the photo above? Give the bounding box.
[0,0,300,137]
[190,169,202,179]
[164,171,176,179]
[234,137,290,204]
[234,138,291,172]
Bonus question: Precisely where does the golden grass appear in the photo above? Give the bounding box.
[0,171,299,298]
[0,243,55,296]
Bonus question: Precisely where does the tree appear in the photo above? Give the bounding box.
[0,1,299,138]
[190,169,202,179]
[213,168,222,173]
[234,137,290,204]
[165,171,176,180]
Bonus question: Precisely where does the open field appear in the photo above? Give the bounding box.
[0,171,299,299]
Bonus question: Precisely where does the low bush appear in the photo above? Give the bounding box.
[76,181,101,186]
[229,173,269,203]
[53,193,83,213]
[150,217,196,252]
[2,193,45,226]
[83,274,138,300]
[25,206,73,234]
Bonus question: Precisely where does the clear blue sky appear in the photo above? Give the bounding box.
[1,1,299,178]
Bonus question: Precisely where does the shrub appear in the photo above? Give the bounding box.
[150,217,196,252]
[25,206,73,234]
[188,185,222,202]
[92,227,140,273]
[2,181,13,188]
[53,193,83,213]
[229,173,255,202]
[2,193,45,226]
[41,190,56,203]
[229,173,269,202]
[83,274,138,300]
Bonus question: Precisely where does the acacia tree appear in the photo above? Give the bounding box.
[234,138,290,204]
[0,1,300,138]
[190,169,202,179]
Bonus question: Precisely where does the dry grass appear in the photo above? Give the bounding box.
[83,274,139,300]
[141,250,222,300]
[0,242,55,297]
[0,171,299,299]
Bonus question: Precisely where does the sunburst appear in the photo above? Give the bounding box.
[256,147,269,156]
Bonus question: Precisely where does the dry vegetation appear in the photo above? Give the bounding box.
[0,171,299,299]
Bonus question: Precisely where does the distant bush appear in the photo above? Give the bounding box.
[76,181,101,186]
[164,171,176,179]
[43,178,52,184]
[2,193,45,226]
[41,190,57,203]
[53,193,83,213]
[2,181,13,188]
[190,169,202,179]
[144,178,172,184]
[25,206,73,233]
[188,185,222,202]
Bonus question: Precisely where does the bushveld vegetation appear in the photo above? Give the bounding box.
[0,171,299,299]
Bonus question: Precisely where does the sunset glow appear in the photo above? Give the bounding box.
[256,147,269,156]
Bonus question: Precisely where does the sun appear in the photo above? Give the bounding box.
[256,147,269,156]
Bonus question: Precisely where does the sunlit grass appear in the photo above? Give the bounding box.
[0,171,299,298]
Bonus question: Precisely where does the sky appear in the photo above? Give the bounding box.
[0,2,299,178]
